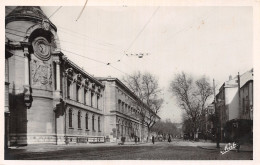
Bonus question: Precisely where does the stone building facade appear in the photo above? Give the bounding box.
[5,6,159,147]
[98,77,157,143]
[239,69,253,120]
[215,76,239,141]
[5,6,105,146]
[215,69,253,143]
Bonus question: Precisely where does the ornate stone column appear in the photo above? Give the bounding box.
[23,46,32,108]
[55,60,61,91]
[24,47,30,85]
[53,60,65,145]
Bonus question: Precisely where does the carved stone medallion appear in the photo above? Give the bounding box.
[32,37,51,61]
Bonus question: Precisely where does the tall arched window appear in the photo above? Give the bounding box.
[92,115,95,131]
[69,109,72,128]
[78,111,81,129]
[85,113,88,130]
[98,116,101,132]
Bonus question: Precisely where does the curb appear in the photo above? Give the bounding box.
[197,146,221,150]
[197,146,253,152]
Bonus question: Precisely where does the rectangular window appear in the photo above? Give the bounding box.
[69,109,72,128]
[118,100,121,111]
[121,103,124,113]
[67,80,71,99]
[84,89,87,105]
[90,92,94,107]
[98,116,101,132]
[92,115,95,131]
[97,95,99,109]
[85,114,88,129]
[91,92,94,107]
[76,85,80,102]
[78,111,81,129]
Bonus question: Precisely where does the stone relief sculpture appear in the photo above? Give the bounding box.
[31,59,52,89]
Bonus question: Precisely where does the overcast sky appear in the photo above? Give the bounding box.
[37,6,253,123]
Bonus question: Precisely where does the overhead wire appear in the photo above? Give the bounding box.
[5,30,107,64]
[48,6,62,19]
[6,6,118,52]
[56,27,125,57]
[5,7,158,78]
[6,28,123,62]
[44,7,158,71]
[5,30,131,77]
[5,27,122,55]
[126,6,160,52]
[58,38,123,54]
[56,25,123,50]
[76,0,88,21]
[60,48,108,65]
[117,6,160,62]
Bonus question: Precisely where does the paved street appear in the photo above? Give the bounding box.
[5,140,253,160]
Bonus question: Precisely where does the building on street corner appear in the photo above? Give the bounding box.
[5,6,160,147]
[4,6,105,146]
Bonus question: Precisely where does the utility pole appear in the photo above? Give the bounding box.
[213,79,220,148]
[237,72,240,140]
[238,72,241,118]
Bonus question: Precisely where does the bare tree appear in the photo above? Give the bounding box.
[123,71,163,136]
[151,119,180,137]
[169,72,213,139]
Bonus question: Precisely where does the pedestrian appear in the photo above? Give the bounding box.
[121,136,125,145]
[204,133,207,142]
[152,135,155,144]
[168,135,171,143]
[134,136,137,144]
[235,138,240,152]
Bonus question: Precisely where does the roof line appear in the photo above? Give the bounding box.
[97,77,160,118]
[63,56,104,87]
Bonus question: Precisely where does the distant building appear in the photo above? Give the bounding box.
[97,77,160,142]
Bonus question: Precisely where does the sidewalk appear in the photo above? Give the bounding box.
[7,141,148,152]
[198,143,253,152]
